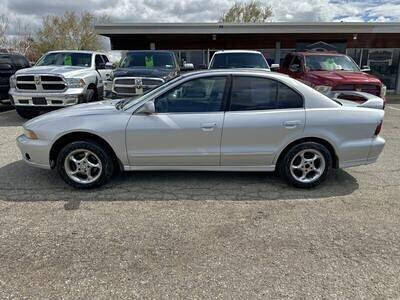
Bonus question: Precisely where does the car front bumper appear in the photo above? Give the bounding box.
[16,134,52,169]
[9,88,86,108]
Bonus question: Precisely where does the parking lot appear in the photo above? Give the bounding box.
[0,103,399,298]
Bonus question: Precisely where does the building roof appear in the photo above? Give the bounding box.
[95,22,400,36]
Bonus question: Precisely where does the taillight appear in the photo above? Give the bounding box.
[374,121,383,136]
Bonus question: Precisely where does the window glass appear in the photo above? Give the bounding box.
[101,55,109,63]
[36,52,92,67]
[120,52,175,69]
[290,56,302,72]
[0,55,13,70]
[95,55,104,67]
[13,56,29,69]
[305,55,359,71]
[155,76,227,113]
[230,76,277,111]
[210,53,268,69]
[277,82,303,109]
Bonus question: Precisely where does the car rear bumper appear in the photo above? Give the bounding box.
[9,88,86,107]
[16,134,51,169]
[340,136,385,168]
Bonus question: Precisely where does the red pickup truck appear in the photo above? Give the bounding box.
[278,52,386,100]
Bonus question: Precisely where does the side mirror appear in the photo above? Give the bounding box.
[290,64,300,73]
[182,63,195,71]
[105,62,114,69]
[29,62,35,67]
[136,101,155,115]
[270,63,280,71]
[361,65,371,72]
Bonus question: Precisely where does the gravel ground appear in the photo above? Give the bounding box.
[0,104,399,299]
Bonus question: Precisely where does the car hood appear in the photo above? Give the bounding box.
[15,66,90,78]
[113,67,174,78]
[24,100,121,128]
[307,71,381,85]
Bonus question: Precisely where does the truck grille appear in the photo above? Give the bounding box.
[334,84,380,96]
[16,75,66,92]
[112,77,164,96]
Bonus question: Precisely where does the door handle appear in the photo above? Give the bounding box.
[283,120,302,128]
[201,122,217,132]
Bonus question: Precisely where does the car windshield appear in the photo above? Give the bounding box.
[120,52,175,69]
[210,53,269,69]
[36,52,92,67]
[305,55,360,71]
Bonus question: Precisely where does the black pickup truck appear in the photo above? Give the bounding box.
[109,50,194,98]
[0,53,30,103]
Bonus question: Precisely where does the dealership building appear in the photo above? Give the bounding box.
[95,22,400,93]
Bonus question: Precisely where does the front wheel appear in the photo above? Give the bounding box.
[279,142,332,188]
[16,108,40,119]
[57,141,114,189]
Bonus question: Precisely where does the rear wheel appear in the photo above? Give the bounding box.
[16,107,40,119]
[279,142,332,188]
[57,141,114,189]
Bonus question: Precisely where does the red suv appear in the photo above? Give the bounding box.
[279,52,386,100]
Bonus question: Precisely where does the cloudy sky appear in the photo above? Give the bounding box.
[1,0,399,27]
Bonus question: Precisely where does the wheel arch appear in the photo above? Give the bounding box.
[275,137,339,169]
[49,131,123,171]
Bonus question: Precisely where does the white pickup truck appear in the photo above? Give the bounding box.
[9,50,112,119]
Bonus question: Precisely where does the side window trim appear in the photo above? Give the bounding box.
[154,75,229,114]
[227,75,304,112]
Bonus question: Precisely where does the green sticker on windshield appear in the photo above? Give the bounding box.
[145,56,154,67]
[64,55,72,66]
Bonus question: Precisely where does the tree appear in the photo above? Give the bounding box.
[220,1,273,23]
[0,14,9,51]
[33,11,109,55]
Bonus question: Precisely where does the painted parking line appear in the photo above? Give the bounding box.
[387,105,400,111]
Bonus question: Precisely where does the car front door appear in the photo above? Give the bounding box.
[125,76,228,166]
[221,76,305,167]
[288,55,304,81]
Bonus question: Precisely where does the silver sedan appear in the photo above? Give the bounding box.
[17,70,385,189]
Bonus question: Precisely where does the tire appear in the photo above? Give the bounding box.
[279,142,332,188]
[57,140,114,189]
[16,108,40,119]
[86,88,96,102]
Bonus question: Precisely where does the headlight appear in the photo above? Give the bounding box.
[10,75,16,88]
[380,84,387,98]
[24,128,38,139]
[66,78,85,88]
[314,85,332,94]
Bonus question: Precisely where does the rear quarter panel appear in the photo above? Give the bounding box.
[304,107,384,167]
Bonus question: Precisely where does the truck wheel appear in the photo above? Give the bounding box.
[16,108,39,119]
[279,142,332,188]
[86,88,96,102]
[57,141,114,189]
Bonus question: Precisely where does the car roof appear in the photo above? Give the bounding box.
[213,50,263,55]
[294,51,346,56]
[46,50,102,55]
[125,50,174,54]
[180,68,289,79]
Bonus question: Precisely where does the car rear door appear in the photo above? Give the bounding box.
[125,75,228,166]
[221,75,305,167]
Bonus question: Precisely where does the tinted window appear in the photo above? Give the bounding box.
[230,76,303,111]
[155,76,227,113]
[210,53,268,69]
[0,55,13,70]
[95,55,104,67]
[13,55,29,69]
[230,77,277,111]
[277,82,303,109]
[120,52,175,69]
[36,52,92,67]
[101,55,109,63]
[290,56,302,72]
